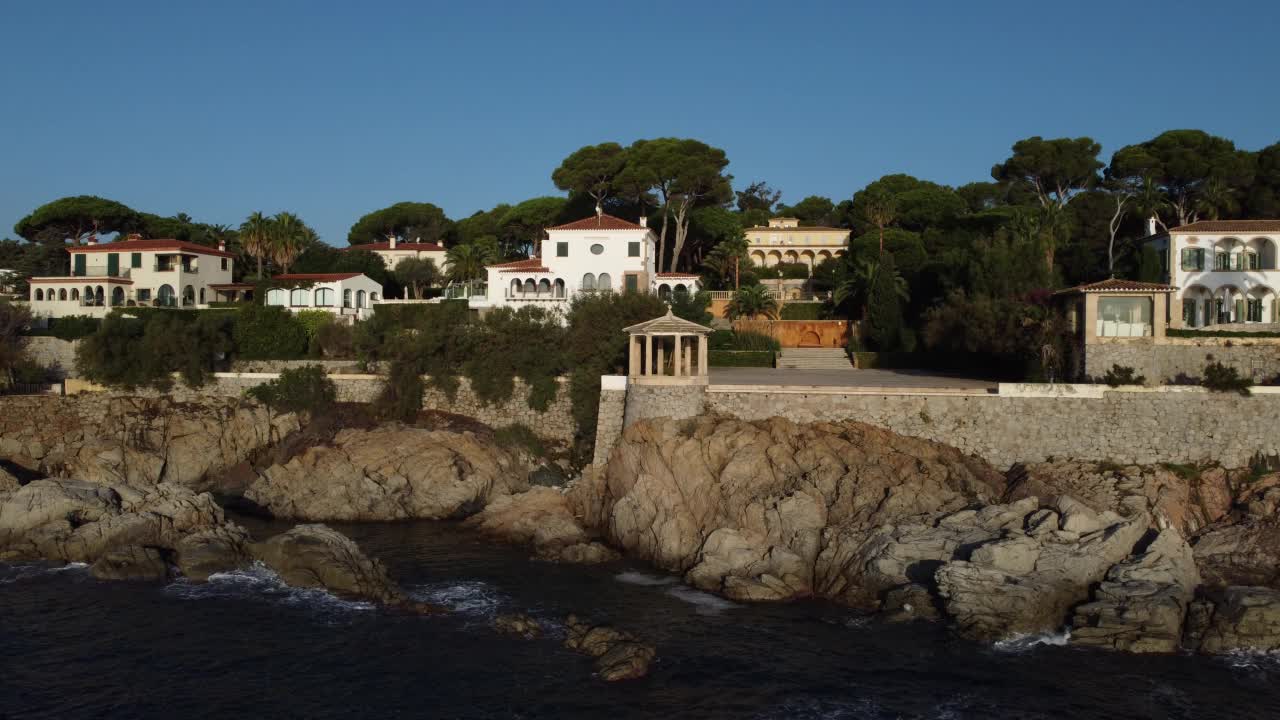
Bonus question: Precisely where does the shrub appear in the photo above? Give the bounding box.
[463,305,566,411]
[669,290,713,325]
[709,328,780,352]
[865,252,903,351]
[708,350,774,367]
[315,321,356,359]
[374,301,473,419]
[11,359,50,384]
[1202,361,1252,396]
[776,262,811,280]
[76,310,234,389]
[1102,364,1146,387]
[294,310,333,341]
[0,300,33,382]
[24,315,101,340]
[247,365,337,415]
[233,305,308,360]
[780,302,829,320]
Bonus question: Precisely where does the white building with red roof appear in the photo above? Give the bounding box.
[264,272,384,322]
[481,210,700,311]
[1144,218,1280,327]
[344,236,447,271]
[26,234,237,319]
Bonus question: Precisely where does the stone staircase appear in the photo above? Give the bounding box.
[776,348,853,370]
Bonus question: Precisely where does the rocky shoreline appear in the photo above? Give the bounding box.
[4,394,1280,664]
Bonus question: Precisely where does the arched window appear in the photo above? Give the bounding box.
[182,285,195,306]
[343,289,352,308]
[538,279,551,294]
[581,273,596,291]
[597,273,612,291]
[58,288,67,301]
[674,284,688,296]
[34,289,43,301]
[158,285,176,307]
[96,286,105,305]
[267,288,286,306]
[523,279,536,294]
[315,288,335,306]
[554,279,565,298]
[111,286,124,306]
[199,288,206,304]
[83,286,94,303]
[290,288,309,306]
[356,290,366,308]
[658,284,671,300]
[71,289,79,301]
[511,279,522,295]
[370,292,379,302]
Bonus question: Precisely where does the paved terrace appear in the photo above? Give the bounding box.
[708,368,997,395]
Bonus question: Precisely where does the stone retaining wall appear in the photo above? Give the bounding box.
[1085,339,1280,383]
[623,383,1280,470]
[229,359,367,374]
[23,337,80,379]
[592,380,628,467]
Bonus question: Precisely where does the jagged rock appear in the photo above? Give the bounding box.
[574,416,1004,604]
[250,523,407,605]
[935,501,1149,641]
[1193,517,1280,589]
[0,465,20,494]
[538,542,620,564]
[1008,461,1235,535]
[175,525,251,581]
[1197,586,1280,653]
[0,396,298,490]
[493,613,542,639]
[881,583,941,623]
[246,427,526,521]
[564,614,655,681]
[466,486,616,563]
[89,545,169,581]
[1071,529,1201,653]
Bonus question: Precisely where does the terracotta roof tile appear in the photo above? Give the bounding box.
[68,239,236,258]
[547,213,646,231]
[746,226,847,233]
[1169,220,1280,234]
[655,272,700,278]
[1054,278,1177,295]
[272,273,364,282]
[487,258,548,271]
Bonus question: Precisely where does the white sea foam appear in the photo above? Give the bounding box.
[665,585,739,614]
[164,563,375,613]
[409,580,505,616]
[614,570,679,587]
[1220,648,1280,672]
[992,629,1071,653]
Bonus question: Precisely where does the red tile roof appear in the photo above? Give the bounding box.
[272,273,364,282]
[29,276,133,284]
[547,213,647,231]
[345,242,445,252]
[209,283,256,290]
[1054,278,1177,295]
[486,258,549,272]
[655,272,700,278]
[746,226,847,232]
[68,239,236,258]
[1169,220,1280,234]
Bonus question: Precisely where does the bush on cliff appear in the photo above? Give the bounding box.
[0,300,33,385]
[565,291,667,463]
[463,306,566,411]
[247,365,337,415]
[374,301,472,420]
[77,311,234,390]
[1202,361,1252,396]
[233,305,308,360]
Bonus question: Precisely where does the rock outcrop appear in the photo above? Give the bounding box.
[466,486,618,564]
[493,613,543,639]
[0,396,298,491]
[1194,586,1280,653]
[90,545,170,581]
[245,427,526,521]
[564,614,656,681]
[250,523,406,605]
[575,417,1004,603]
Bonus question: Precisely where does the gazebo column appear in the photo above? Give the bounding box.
[673,334,683,376]
[629,335,641,377]
[656,336,665,376]
[683,337,693,376]
[698,335,708,375]
[644,334,654,376]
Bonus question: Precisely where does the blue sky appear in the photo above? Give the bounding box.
[2,0,1277,245]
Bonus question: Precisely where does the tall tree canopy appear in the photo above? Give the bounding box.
[848,175,965,236]
[735,181,782,214]
[499,197,568,258]
[551,142,627,206]
[777,195,838,227]
[14,195,142,245]
[348,202,454,246]
[1108,130,1255,226]
[991,136,1103,209]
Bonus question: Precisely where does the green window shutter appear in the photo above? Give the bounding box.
[628,242,640,257]
[1180,248,1191,270]
[625,274,638,293]
[73,254,86,276]
[556,242,568,257]
[107,253,119,277]
[1195,248,1205,270]
[131,252,142,268]
[1235,299,1244,321]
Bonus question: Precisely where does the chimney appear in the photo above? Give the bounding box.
[86,235,98,246]
[1147,216,1159,236]
[126,233,142,241]
[639,215,648,228]
[388,233,397,250]
[217,239,226,252]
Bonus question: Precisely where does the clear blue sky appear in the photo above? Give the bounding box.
[2,0,1277,245]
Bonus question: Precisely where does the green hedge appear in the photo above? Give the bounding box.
[709,329,781,352]
[233,305,309,359]
[780,302,829,320]
[22,315,101,340]
[709,350,775,367]
[1168,328,1280,339]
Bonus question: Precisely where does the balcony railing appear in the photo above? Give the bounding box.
[72,268,131,279]
[506,290,567,301]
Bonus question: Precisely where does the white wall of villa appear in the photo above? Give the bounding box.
[1153,221,1280,328]
[347,239,447,271]
[264,273,383,321]
[745,217,848,273]
[26,237,235,319]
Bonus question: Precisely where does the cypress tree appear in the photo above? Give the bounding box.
[866,252,903,351]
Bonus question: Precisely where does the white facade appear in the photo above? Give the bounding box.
[347,239,447,271]
[480,212,699,311]
[745,217,848,273]
[264,273,383,322]
[27,237,235,319]
[1150,220,1280,328]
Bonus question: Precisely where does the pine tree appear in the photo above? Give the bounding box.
[866,252,904,351]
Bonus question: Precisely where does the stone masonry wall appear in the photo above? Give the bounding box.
[592,388,627,466]
[229,359,367,374]
[1086,340,1280,384]
[624,384,1280,470]
[23,337,80,379]
[622,384,706,428]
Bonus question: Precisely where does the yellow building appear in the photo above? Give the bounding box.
[745,217,848,273]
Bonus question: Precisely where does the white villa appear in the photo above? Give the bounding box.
[26,235,236,319]
[1146,219,1280,328]
[345,237,447,270]
[745,217,848,274]
[265,272,383,322]
[480,211,700,310]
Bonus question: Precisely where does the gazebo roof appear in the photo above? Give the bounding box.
[623,308,713,335]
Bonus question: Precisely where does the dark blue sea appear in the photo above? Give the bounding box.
[3,518,1279,719]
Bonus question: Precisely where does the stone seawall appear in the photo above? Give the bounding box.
[1086,339,1280,383]
[620,383,1280,470]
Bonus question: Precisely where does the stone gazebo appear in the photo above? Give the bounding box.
[623,310,712,385]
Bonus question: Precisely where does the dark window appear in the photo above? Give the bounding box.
[131,253,142,268]
[624,274,638,293]
[221,258,229,270]
[556,242,568,257]
[628,242,640,258]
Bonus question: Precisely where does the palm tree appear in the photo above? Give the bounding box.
[863,188,897,254]
[270,212,306,275]
[1196,177,1239,220]
[239,211,272,279]
[725,284,779,321]
[833,257,880,313]
[445,242,497,283]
